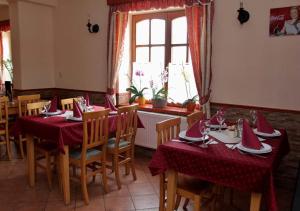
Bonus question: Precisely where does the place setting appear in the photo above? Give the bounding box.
[177,119,218,148]
[41,96,64,118]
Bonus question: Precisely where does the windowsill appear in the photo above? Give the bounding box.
[138,104,198,116]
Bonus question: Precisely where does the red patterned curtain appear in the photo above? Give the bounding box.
[107,10,129,95]
[186,3,214,116]
[107,0,190,11]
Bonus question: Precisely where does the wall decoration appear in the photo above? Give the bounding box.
[270,6,300,36]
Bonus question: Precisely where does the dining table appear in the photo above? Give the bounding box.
[148,129,289,211]
[14,106,144,205]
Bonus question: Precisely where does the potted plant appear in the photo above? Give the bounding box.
[180,64,198,112]
[182,95,198,112]
[150,68,169,108]
[126,70,148,105]
[152,87,168,108]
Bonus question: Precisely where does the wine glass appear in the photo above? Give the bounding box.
[216,112,225,132]
[43,103,50,118]
[237,118,243,138]
[199,121,210,148]
[249,110,257,128]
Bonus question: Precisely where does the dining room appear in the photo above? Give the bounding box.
[0,0,299,211]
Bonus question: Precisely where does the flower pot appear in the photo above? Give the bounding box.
[138,96,146,106]
[186,102,196,112]
[152,98,167,108]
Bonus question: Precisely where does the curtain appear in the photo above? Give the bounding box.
[107,9,128,106]
[186,3,214,117]
[107,0,188,12]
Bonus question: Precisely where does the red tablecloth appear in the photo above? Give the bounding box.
[14,108,144,153]
[148,130,289,211]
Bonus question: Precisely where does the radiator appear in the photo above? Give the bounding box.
[135,111,188,149]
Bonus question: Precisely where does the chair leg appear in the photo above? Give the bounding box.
[81,166,89,205]
[125,151,130,175]
[102,160,108,193]
[194,195,202,211]
[45,153,53,190]
[130,149,137,181]
[183,198,190,210]
[159,175,165,211]
[72,166,76,176]
[5,132,12,160]
[174,195,182,210]
[114,156,122,189]
[55,156,63,192]
[19,135,25,159]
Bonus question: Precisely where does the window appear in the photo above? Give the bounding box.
[131,10,197,103]
[1,31,12,82]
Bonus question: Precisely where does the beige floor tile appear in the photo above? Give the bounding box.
[45,200,76,211]
[127,182,156,196]
[104,196,135,211]
[13,202,46,211]
[132,194,159,210]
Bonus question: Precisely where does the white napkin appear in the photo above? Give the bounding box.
[56,110,73,118]
[209,130,241,144]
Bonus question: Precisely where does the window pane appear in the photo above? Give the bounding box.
[171,46,187,64]
[136,20,149,45]
[136,47,149,62]
[171,17,187,44]
[132,62,164,99]
[151,46,165,64]
[168,63,198,103]
[151,19,165,44]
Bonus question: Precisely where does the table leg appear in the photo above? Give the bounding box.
[250,192,262,211]
[26,134,35,187]
[166,169,178,211]
[59,145,70,205]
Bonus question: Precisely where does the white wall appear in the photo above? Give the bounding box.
[211,0,300,111]
[9,0,55,89]
[54,0,109,92]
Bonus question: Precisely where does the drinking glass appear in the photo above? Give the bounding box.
[199,121,210,148]
[43,103,50,118]
[249,110,257,128]
[237,118,243,138]
[216,112,225,132]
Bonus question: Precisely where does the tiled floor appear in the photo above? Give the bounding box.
[0,146,294,211]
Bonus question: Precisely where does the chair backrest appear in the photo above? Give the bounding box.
[0,96,9,124]
[156,117,181,146]
[115,105,138,148]
[61,97,81,111]
[17,94,41,117]
[186,111,204,128]
[81,109,110,160]
[26,101,50,116]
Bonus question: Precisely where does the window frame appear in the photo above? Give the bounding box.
[131,10,189,73]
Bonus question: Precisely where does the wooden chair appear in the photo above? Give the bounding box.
[156,117,213,211]
[26,101,57,189]
[0,96,12,160]
[106,104,138,189]
[61,97,81,111]
[187,111,205,128]
[17,94,41,158]
[69,109,110,204]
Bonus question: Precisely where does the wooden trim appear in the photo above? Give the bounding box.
[13,88,106,95]
[211,102,300,114]
[138,104,198,116]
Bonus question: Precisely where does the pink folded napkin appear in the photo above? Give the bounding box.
[73,100,83,118]
[85,93,90,106]
[242,120,262,150]
[186,120,204,138]
[256,112,274,133]
[48,96,58,112]
[104,94,117,111]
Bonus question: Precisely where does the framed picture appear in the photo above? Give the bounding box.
[270,6,300,36]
